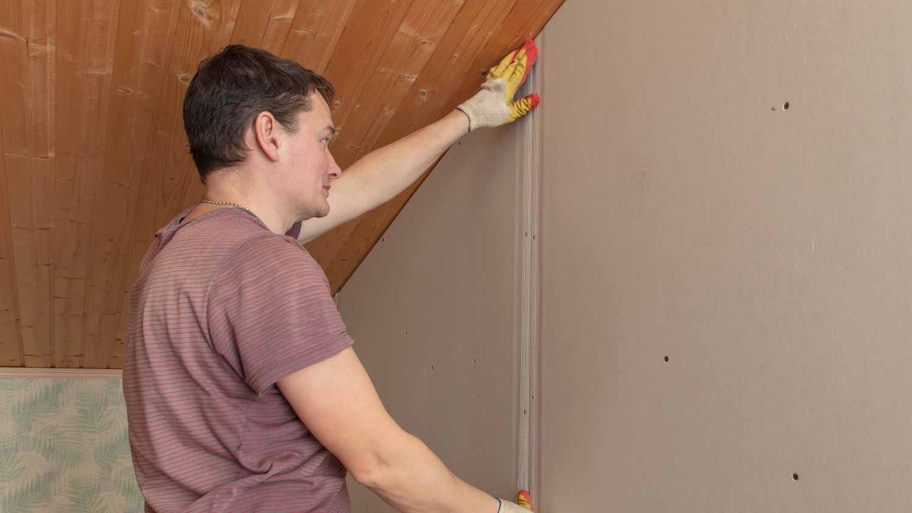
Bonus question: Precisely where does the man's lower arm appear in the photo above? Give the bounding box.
[356,430,499,513]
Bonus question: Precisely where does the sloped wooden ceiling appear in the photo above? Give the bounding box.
[0,0,563,369]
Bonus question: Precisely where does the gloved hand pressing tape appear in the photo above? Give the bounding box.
[456,40,541,132]
[498,490,535,513]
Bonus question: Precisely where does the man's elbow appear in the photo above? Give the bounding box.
[342,433,412,494]
[348,457,392,492]
[345,456,373,485]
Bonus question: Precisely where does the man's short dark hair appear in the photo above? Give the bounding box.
[183,44,335,181]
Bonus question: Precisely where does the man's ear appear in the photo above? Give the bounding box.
[253,111,281,162]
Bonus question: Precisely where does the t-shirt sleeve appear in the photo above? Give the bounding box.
[207,234,353,395]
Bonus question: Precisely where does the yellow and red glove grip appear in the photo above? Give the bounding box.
[456,40,541,131]
[497,490,535,513]
[490,40,540,124]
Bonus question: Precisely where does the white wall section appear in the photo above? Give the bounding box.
[539,0,912,511]
[337,125,527,511]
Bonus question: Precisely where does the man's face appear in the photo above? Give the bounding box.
[278,92,341,220]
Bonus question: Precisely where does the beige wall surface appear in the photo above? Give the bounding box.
[539,0,912,511]
[336,127,525,511]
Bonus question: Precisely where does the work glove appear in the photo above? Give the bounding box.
[497,490,534,513]
[456,40,541,132]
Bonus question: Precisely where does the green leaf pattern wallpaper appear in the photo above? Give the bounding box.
[0,378,143,512]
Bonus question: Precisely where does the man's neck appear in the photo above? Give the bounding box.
[199,171,293,235]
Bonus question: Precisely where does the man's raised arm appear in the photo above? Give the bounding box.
[296,40,540,244]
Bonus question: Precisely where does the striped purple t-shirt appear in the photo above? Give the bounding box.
[123,207,354,513]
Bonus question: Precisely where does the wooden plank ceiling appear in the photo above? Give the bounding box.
[0,0,564,369]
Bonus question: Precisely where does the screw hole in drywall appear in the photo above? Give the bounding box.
[663,356,669,363]
[783,101,790,110]
[792,473,799,481]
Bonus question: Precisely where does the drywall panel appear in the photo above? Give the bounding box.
[336,127,524,511]
[539,0,912,511]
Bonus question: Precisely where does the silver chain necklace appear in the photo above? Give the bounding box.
[200,199,254,215]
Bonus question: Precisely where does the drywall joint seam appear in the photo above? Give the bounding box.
[516,32,543,500]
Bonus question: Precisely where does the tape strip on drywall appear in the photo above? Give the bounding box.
[516,32,544,501]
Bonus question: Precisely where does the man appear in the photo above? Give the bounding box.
[123,41,540,513]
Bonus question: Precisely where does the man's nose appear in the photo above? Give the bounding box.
[328,152,342,178]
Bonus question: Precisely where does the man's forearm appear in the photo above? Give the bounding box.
[355,429,500,513]
[296,110,469,243]
[346,109,469,203]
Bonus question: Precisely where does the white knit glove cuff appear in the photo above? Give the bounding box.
[498,498,529,513]
[456,78,511,132]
